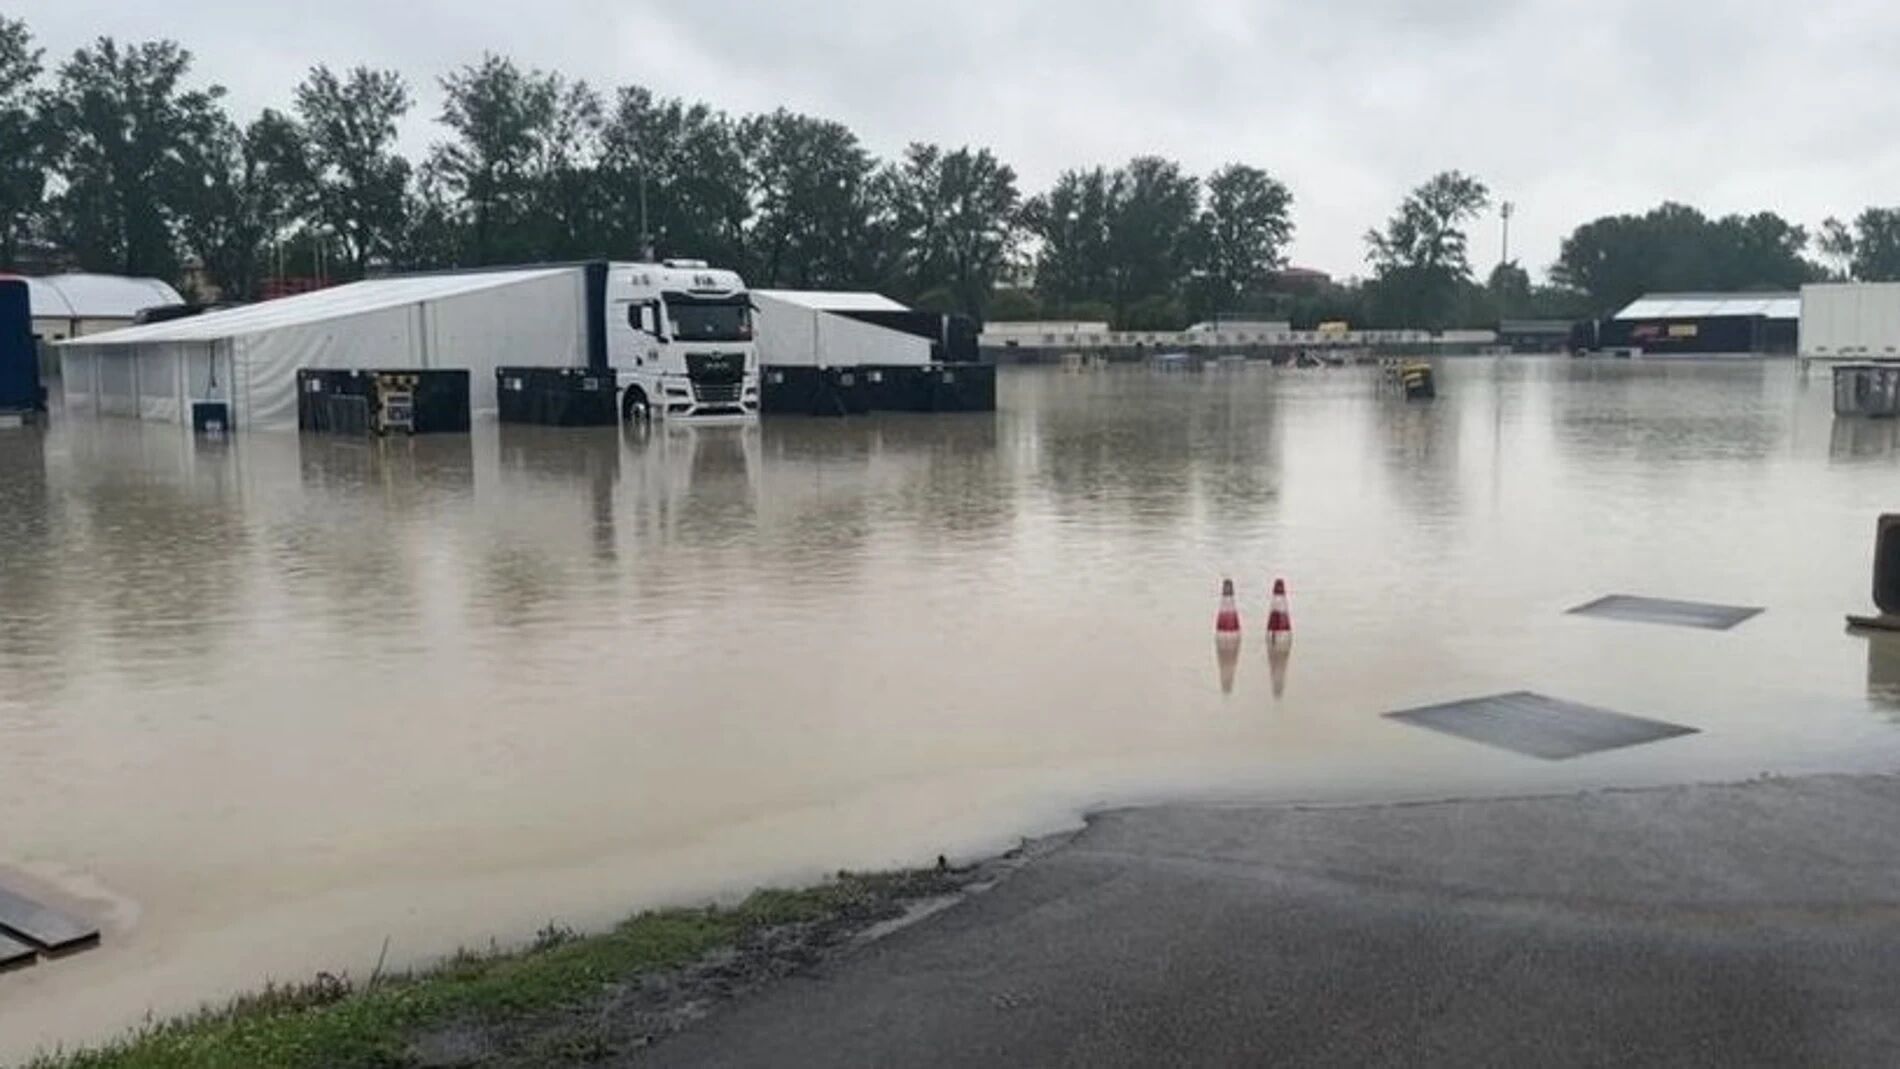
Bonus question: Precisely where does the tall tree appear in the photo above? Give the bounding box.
[1819,208,1900,282]
[1194,163,1294,313]
[1103,156,1199,319]
[1364,170,1490,328]
[1554,203,1814,310]
[600,87,750,266]
[294,65,411,277]
[1026,166,1114,310]
[42,37,227,278]
[528,78,605,260]
[741,109,878,288]
[432,54,590,264]
[885,143,1020,316]
[175,108,313,300]
[1486,260,1531,317]
[0,17,43,267]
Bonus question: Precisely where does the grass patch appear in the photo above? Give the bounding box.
[29,871,948,1069]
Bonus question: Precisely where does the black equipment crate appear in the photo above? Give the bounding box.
[760,366,870,417]
[497,367,618,426]
[860,364,996,412]
[297,369,470,435]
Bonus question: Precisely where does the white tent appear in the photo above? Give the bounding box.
[19,274,183,340]
[753,290,934,368]
[57,267,586,430]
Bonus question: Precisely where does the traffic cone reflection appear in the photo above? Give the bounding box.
[1216,633,1241,695]
[1267,579,1293,646]
[1268,642,1290,700]
[1216,579,1242,638]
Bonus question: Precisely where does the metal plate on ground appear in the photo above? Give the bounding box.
[1384,691,1699,761]
[0,932,33,970]
[1567,594,1762,631]
[0,885,98,952]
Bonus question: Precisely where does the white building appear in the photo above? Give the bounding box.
[21,273,183,341]
[57,267,586,430]
[980,321,1112,349]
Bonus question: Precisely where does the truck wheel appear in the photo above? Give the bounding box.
[622,387,651,423]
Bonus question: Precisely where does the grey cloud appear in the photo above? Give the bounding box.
[16,0,1900,280]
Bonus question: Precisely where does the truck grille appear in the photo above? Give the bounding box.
[695,382,742,405]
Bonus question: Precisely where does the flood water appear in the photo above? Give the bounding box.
[5,358,1900,1059]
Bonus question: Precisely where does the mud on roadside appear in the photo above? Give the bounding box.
[406,838,1061,1068]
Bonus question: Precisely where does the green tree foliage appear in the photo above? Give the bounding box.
[1364,170,1490,329]
[1195,163,1294,313]
[1552,203,1814,312]
[0,17,43,267]
[174,109,313,300]
[741,109,879,288]
[41,37,227,278]
[1818,208,1900,282]
[883,143,1020,316]
[1024,167,1113,309]
[431,55,604,264]
[985,287,1041,321]
[1105,156,1199,317]
[1025,157,1207,328]
[294,65,411,277]
[599,88,749,267]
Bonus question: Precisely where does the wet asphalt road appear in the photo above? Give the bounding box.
[642,774,1900,1067]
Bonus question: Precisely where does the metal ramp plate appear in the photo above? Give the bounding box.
[1567,595,1762,631]
[0,884,98,953]
[1385,691,1699,761]
[0,931,33,970]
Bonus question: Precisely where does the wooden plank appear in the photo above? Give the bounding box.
[0,884,98,952]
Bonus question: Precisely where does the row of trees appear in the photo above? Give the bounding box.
[7,16,1900,329]
[0,17,1300,325]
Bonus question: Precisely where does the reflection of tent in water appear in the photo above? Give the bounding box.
[1865,636,1900,718]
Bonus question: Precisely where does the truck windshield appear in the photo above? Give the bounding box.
[665,298,752,342]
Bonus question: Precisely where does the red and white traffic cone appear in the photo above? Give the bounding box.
[1267,579,1293,646]
[1216,579,1243,639]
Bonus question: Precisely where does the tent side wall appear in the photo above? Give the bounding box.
[812,311,933,366]
[421,268,587,413]
[754,297,820,366]
[56,267,589,430]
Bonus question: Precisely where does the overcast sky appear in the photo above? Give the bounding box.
[16,0,1900,281]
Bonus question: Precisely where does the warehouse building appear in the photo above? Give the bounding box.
[18,273,183,342]
[1600,293,1799,355]
[57,267,586,430]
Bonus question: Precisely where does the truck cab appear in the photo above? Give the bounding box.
[608,260,760,422]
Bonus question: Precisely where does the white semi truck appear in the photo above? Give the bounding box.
[610,260,760,422]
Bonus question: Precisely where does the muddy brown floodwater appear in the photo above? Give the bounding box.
[5,358,1900,1061]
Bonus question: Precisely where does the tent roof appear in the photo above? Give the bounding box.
[15,274,182,320]
[755,290,909,312]
[60,267,573,347]
[1614,293,1800,321]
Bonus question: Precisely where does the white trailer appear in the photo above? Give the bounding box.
[1801,282,1900,361]
[751,290,935,368]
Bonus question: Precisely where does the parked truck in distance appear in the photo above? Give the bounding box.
[611,260,760,422]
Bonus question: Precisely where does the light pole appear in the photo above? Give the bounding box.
[1499,201,1515,266]
[639,169,653,262]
